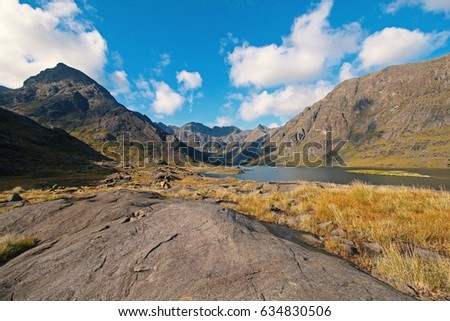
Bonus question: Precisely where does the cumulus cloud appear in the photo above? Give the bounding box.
[238,82,333,121]
[339,62,357,82]
[135,78,154,99]
[0,0,107,88]
[134,71,202,117]
[359,27,449,69]
[176,70,203,91]
[214,116,234,127]
[44,0,80,17]
[150,80,185,116]
[268,123,280,129]
[227,0,361,88]
[385,0,450,16]
[109,70,130,95]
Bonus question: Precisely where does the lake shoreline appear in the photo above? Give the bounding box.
[202,165,449,190]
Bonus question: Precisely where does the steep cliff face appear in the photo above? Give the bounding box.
[0,63,167,160]
[268,54,450,168]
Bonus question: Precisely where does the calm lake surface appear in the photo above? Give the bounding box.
[207,166,450,190]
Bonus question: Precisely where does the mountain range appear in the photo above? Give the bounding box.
[0,55,449,171]
[158,122,271,146]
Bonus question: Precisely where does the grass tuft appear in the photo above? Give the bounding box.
[0,234,38,265]
[376,246,450,299]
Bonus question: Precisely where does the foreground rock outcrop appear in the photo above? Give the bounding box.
[0,190,413,300]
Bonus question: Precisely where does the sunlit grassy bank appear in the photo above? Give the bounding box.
[346,169,431,178]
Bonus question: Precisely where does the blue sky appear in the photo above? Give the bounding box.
[1,0,449,129]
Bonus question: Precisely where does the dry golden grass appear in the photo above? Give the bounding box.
[377,246,450,298]
[305,183,450,254]
[0,234,37,265]
[166,177,450,299]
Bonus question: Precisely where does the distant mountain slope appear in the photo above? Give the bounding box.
[0,86,13,94]
[164,122,271,145]
[0,107,107,176]
[156,122,175,135]
[157,122,273,165]
[0,63,168,160]
[268,54,450,168]
[166,122,241,145]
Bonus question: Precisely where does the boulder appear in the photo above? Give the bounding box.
[339,243,359,256]
[318,221,334,230]
[8,193,23,202]
[362,242,383,256]
[330,236,355,246]
[154,172,179,183]
[412,247,443,262]
[330,228,346,237]
[329,236,358,256]
[297,233,324,247]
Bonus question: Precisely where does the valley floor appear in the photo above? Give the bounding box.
[0,165,449,300]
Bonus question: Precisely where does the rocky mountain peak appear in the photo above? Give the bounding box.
[23,63,97,88]
[210,125,241,136]
[181,122,212,134]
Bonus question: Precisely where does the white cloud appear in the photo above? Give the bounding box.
[153,53,171,75]
[134,72,201,116]
[227,92,245,101]
[339,62,357,82]
[151,80,185,116]
[176,70,203,91]
[135,78,154,99]
[219,32,239,54]
[44,0,80,17]
[214,116,234,127]
[359,27,449,69]
[238,82,333,121]
[109,70,130,95]
[385,0,450,16]
[159,53,171,66]
[227,0,361,88]
[268,123,280,129]
[0,0,107,88]
[223,102,233,110]
[111,51,124,69]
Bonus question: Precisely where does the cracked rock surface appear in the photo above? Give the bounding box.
[0,190,413,300]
